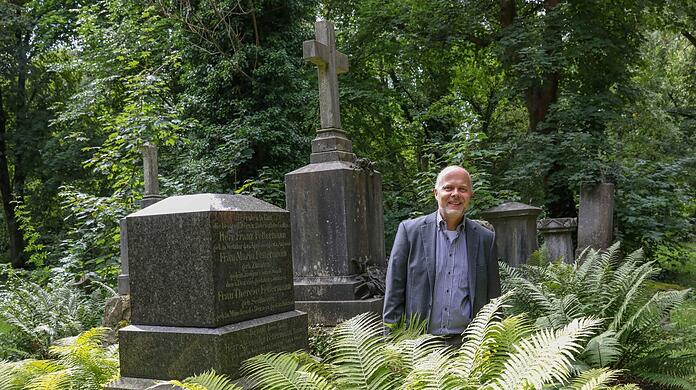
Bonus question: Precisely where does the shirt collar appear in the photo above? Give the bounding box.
[436,211,466,233]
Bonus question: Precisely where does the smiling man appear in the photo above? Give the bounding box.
[383,166,500,342]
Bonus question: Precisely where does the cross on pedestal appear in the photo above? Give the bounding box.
[304,20,349,130]
[303,20,354,163]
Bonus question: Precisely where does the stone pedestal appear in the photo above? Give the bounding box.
[107,194,307,389]
[481,202,542,267]
[538,218,577,263]
[285,131,385,325]
[577,183,614,254]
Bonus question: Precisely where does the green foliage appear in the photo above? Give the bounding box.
[169,370,242,390]
[501,242,696,388]
[238,294,626,389]
[56,187,134,283]
[308,325,334,360]
[0,266,111,360]
[0,328,118,390]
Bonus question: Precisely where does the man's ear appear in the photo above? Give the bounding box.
[432,188,438,198]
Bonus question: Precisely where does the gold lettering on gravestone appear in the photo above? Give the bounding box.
[212,213,293,322]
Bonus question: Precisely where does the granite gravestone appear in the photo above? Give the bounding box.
[285,20,384,325]
[481,202,542,267]
[107,194,307,389]
[538,217,577,263]
[577,182,614,253]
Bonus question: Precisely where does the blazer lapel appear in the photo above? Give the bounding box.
[421,212,437,291]
[466,218,479,309]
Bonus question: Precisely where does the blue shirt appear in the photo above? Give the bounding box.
[429,213,470,335]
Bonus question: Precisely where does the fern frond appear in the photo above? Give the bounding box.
[581,331,622,368]
[574,247,598,283]
[633,371,696,390]
[601,242,623,270]
[0,360,19,390]
[386,313,429,343]
[166,380,207,390]
[24,369,71,390]
[296,370,337,390]
[477,314,535,382]
[384,334,444,376]
[240,353,303,389]
[491,317,601,390]
[327,312,397,389]
[604,262,659,326]
[175,369,243,390]
[456,292,510,377]
[402,347,459,389]
[568,367,621,390]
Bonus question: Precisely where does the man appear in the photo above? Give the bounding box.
[383,166,500,339]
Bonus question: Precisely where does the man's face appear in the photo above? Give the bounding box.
[433,168,473,220]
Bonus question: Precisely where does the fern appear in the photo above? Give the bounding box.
[328,312,397,389]
[0,360,19,390]
[581,331,622,368]
[4,328,118,390]
[169,370,242,390]
[568,368,621,390]
[501,242,696,388]
[491,317,602,390]
[240,353,306,390]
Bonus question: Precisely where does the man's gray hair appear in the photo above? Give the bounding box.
[434,166,471,189]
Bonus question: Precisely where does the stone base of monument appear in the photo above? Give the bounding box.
[293,276,383,325]
[296,298,383,325]
[106,311,307,389]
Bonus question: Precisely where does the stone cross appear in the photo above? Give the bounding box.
[303,20,349,129]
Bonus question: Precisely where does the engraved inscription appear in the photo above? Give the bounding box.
[224,318,307,357]
[212,212,294,324]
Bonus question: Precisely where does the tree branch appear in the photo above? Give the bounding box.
[682,31,696,48]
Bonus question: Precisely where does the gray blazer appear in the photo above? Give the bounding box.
[383,212,501,327]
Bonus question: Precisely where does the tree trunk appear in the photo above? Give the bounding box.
[0,86,26,268]
[525,72,559,133]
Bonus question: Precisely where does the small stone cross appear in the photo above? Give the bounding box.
[303,20,349,130]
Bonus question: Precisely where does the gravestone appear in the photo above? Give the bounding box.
[285,20,384,325]
[538,217,577,263]
[106,194,307,389]
[481,202,542,267]
[577,182,614,253]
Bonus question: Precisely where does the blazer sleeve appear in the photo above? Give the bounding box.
[487,232,501,299]
[383,221,410,325]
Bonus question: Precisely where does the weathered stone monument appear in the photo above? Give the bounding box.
[481,202,542,267]
[538,217,577,263]
[285,20,384,325]
[107,194,307,389]
[577,182,615,253]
